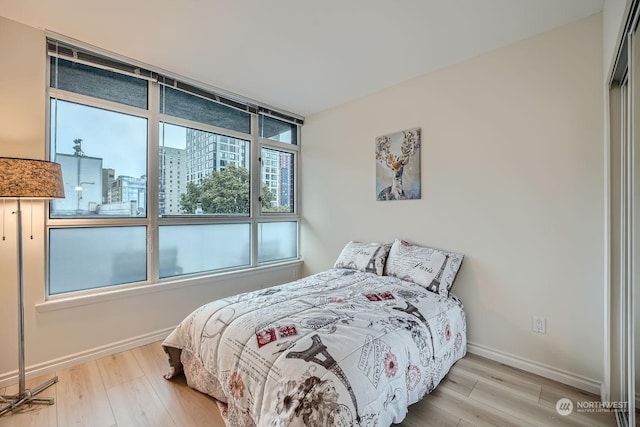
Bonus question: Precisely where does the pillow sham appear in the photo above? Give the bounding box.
[334,241,390,276]
[385,239,463,297]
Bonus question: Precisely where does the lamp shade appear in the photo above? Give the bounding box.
[0,157,65,199]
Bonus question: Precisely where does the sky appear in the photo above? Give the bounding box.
[51,99,187,178]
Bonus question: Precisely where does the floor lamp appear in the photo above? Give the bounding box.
[0,157,64,416]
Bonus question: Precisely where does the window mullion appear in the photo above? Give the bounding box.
[295,125,301,216]
[258,137,300,153]
[251,114,260,267]
[158,113,252,142]
[295,125,301,258]
[49,89,151,121]
[148,81,161,283]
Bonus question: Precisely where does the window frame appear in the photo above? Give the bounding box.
[258,136,299,216]
[256,126,300,264]
[45,42,301,300]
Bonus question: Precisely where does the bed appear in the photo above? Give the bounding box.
[163,239,466,426]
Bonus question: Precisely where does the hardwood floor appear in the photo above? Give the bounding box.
[0,342,616,427]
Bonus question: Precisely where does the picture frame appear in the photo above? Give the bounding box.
[375,127,421,201]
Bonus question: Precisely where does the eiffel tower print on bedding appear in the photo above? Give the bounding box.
[162,268,467,426]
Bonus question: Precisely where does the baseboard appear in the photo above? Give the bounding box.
[467,341,602,395]
[0,327,174,388]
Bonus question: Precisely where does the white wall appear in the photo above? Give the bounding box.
[0,16,300,383]
[301,14,605,385]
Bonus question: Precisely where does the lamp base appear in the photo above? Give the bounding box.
[0,376,58,416]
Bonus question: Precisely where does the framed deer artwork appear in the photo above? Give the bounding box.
[375,127,421,201]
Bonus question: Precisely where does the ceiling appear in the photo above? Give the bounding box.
[0,0,604,117]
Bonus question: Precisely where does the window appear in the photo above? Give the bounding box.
[50,100,148,218]
[159,224,251,278]
[159,86,250,134]
[49,227,147,294]
[47,39,302,297]
[159,123,250,215]
[259,115,297,145]
[261,148,294,213]
[258,221,297,263]
[50,57,148,109]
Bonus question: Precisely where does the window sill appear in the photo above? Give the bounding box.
[36,259,303,313]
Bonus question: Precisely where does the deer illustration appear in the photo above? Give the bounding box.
[376,128,421,200]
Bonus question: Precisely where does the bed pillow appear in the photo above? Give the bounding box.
[385,239,464,297]
[334,241,391,275]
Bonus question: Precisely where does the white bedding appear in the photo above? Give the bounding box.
[163,268,467,426]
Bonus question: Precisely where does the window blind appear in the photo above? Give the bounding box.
[47,38,304,125]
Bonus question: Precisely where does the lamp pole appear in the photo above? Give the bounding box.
[15,199,25,396]
[0,157,64,416]
[0,199,58,415]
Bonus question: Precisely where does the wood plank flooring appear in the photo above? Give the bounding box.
[0,342,617,426]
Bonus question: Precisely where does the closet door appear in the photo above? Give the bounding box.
[610,4,640,425]
[633,21,640,426]
[621,67,631,425]
[610,13,639,425]
[628,14,640,425]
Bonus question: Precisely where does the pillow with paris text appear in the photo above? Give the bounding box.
[385,239,463,297]
[334,241,391,276]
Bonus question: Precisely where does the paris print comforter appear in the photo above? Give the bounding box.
[162,268,467,426]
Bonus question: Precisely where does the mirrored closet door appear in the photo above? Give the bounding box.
[610,2,639,425]
[634,27,640,425]
[632,25,640,424]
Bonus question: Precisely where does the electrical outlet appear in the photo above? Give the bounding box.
[532,316,546,334]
